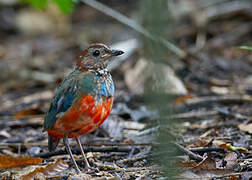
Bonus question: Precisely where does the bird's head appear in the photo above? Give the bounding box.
[76,43,124,71]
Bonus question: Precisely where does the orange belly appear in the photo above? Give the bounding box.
[47,95,113,140]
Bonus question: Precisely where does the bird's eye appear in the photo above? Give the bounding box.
[92,50,100,57]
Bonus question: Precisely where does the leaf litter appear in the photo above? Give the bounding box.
[0,0,252,179]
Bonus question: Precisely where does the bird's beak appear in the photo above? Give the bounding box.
[111,49,124,56]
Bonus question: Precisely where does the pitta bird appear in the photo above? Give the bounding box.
[43,44,124,173]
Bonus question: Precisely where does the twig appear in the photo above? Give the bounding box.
[81,0,187,59]
[0,142,153,147]
[205,1,252,20]
[34,146,133,158]
[217,107,248,120]
[183,95,252,106]
[189,147,225,153]
[174,143,203,161]
[106,166,158,173]
[212,172,252,179]
[207,22,252,48]
[135,126,159,136]
[170,110,218,120]
[120,155,148,164]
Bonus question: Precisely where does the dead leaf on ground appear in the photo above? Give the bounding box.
[187,138,212,148]
[192,157,217,171]
[0,155,42,168]
[179,157,233,179]
[174,94,195,105]
[238,123,252,134]
[68,173,92,180]
[19,159,69,179]
[125,58,188,95]
[14,107,43,118]
[180,160,198,168]
[222,152,238,170]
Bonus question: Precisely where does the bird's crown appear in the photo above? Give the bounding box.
[76,43,124,72]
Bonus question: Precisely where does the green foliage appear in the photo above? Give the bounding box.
[20,0,76,14]
[239,46,252,51]
[21,0,48,10]
[53,0,76,14]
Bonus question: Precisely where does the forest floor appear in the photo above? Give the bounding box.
[0,1,252,179]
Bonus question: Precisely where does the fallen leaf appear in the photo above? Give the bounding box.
[125,58,187,95]
[223,152,238,169]
[180,156,234,179]
[68,173,91,180]
[192,157,217,171]
[210,86,229,95]
[174,94,195,105]
[187,138,212,148]
[228,176,239,180]
[20,159,68,179]
[212,139,226,146]
[14,108,43,118]
[0,155,42,168]
[238,123,252,134]
[180,160,198,168]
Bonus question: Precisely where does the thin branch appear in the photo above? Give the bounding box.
[34,146,133,158]
[189,147,225,153]
[81,0,187,59]
[174,143,204,161]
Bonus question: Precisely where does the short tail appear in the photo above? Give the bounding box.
[48,135,59,152]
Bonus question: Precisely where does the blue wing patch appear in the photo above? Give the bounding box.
[100,80,114,97]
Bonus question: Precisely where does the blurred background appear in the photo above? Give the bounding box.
[0,0,252,179]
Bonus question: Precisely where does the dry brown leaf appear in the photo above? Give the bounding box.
[180,156,235,179]
[14,108,43,118]
[20,159,69,179]
[187,138,211,148]
[238,123,252,134]
[174,95,195,105]
[223,152,238,169]
[228,175,239,180]
[180,160,198,168]
[0,155,42,168]
[200,129,215,138]
[91,177,120,180]
[69,173,92,180]
[192,157,217,171]
[188,124,208,129]
[212,139,226,146]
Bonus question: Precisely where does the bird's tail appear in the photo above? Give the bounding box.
[48,135,59,152]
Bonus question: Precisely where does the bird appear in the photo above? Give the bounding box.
[43,43,124,173]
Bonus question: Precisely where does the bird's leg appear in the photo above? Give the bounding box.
[75,136,90,168]
[63,134,81,173]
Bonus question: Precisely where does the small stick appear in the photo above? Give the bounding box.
[189,147,225,153]
[174,143,203,161]
[0,142,153,147]
[34,146,132,158]
[212,172,252,179]
[81,0,187,58]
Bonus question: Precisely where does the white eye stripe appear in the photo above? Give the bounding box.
[101,54,110,58]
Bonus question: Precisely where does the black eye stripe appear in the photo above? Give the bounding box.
[93,50,100,57]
